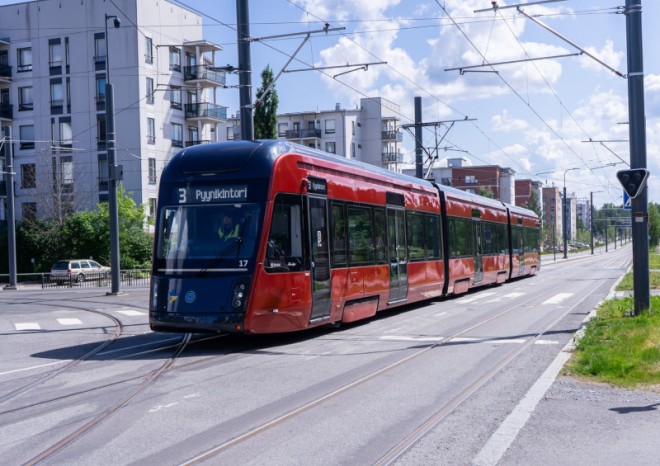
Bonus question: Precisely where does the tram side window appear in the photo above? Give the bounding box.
[406,211,425,261]
[265,194,305,272]
[482,221,494,255]
[425,214,441,259]
[511,225,523,254]
[348,205,374,264]
[374,208,387,264]
[331,203,347,267]
[448,217,472,258]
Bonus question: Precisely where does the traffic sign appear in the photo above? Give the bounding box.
[616,168,649,199]
[623,192,631,210]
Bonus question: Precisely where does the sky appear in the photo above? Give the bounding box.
[3,0,659,208]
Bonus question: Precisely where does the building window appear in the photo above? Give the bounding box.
[171,123,183,147]
[49,42,62,68]
[352,120,355,135]
[97,115,107,146]
[96,76,106,104]
[188,126,198,145]
[465,175,477,184]
[21,164,36,188]
[95,36,106,65]
[169,46,181,71]
[148,158,157,184]
[50,82,64,109]
[145,37,154,64]
[149,198,157,221]
[325,142,336,154]
[59,121,73,150]
[146,77,154,104]
[17,47,32,72]
[277,122,288,137]
[226,127,234,141]
[170,87,182,109]
[98,157,109,186]
[22,202,37,221]
[351,143,355,158]
[18,86,33,111]
[325,119,335,134]
[147,117,156,144]
[19,125,34,150]
[61,156,74,185]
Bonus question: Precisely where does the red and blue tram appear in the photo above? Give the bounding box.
[150,141,540,334]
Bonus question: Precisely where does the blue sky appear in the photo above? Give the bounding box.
[3,0,658,207]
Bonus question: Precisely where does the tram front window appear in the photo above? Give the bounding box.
[158,204,261,262]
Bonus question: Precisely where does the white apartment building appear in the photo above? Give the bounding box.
[219,97,404,171]
[0,0,226,222]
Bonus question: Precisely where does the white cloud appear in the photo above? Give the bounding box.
[491,109,530,132]
[580,40,624,75]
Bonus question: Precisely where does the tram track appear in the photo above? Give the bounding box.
[178,271,606,465]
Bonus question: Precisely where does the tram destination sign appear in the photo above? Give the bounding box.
[177,185,248,204]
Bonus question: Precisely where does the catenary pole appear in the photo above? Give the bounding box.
[3,126,17,290]
[625,0,649,314]
[414,97,423,179]
[236,0,253,140]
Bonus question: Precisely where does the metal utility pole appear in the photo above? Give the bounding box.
[590,192,595,255]
[414,97,423,179]
[625,0,649,314]
[236,0,253,141]
[2,126,17,290]
[105,14,122,295]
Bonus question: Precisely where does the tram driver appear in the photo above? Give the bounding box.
[218,212,240,241]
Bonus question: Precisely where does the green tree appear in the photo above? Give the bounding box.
[254,65,279,139]
[477,187,494,199]
[649,203,660,247]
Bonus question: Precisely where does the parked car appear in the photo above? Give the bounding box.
[50,259,110,283]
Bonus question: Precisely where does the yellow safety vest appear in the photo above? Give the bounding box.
[218,224,239,239]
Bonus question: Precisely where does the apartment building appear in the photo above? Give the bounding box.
[219,97,404,170]
[542,186,562,245]
[514,179,542,209]
[0,0,225,222]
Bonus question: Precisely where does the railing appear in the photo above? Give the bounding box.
[0,270,152,290]
[285,128,322,139]
[0,63,11,79]
[185,102,227,120]
[381,130,403,142]
[183,65,227,86]
[185,139,211,147]
[382,150,402,163]
[0,103,12,119]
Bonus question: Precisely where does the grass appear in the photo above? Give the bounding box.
[615,250,660,291]
[565,296,660,389]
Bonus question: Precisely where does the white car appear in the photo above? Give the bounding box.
[50,259,110,283]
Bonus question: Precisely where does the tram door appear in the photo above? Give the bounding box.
[518,227,525,275]
[387,208,408,303]
[308,196,332,321]
[473,219,483,283]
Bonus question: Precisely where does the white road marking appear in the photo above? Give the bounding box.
[381,336,526,345]
[57,318,83,326]
[0,360,69,377]
[434,312,448,317]
[542,293,573,305]
[117,309,147,316]
[534,339,560,345]
[15,322,41,331]
[503,292,525,298]
[457,292,497,303]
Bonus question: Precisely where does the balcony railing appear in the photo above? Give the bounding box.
[382,150,402,163]
[0,64,11,80]
[184,103,227,121]
[285,128,322,139]
[185,139,211,147]
[381,130,403,142]
[0,103,13,119]
[183,65,227,86]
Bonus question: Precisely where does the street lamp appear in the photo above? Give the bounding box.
[105,14,121,294]
[562,167,579,259]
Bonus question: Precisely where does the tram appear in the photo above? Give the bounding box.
[150,140,540,334]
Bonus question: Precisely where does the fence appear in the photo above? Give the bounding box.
[0,270,152,290]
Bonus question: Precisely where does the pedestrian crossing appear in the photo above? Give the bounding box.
[10,308,148,332]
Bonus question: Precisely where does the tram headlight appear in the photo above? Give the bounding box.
[150,278,159,311]
[231,282,247,309]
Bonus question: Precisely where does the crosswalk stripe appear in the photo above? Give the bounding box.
[117,309,147,316]
[15,323,41,331]
[542,293,573,305]
[57,318,83,326]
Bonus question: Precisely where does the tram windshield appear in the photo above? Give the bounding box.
[157,203,261,263]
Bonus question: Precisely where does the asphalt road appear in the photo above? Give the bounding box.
[1,244,655,465]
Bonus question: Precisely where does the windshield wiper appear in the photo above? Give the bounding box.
[197,237,243,277]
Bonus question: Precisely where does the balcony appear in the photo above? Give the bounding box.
[285,128,322,140]
[0,103,13,120]
[382,150,402,163]
[185,103,227,122]
[381,130,403,142]
[183,65,226,87]
[185,139,211,147]
[0,64,11,83]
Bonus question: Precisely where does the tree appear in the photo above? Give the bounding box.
[477,187,494,199]
[254,65,279,139]
[649,203,660,248]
